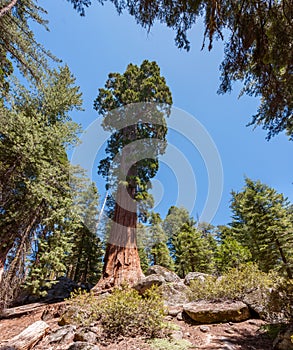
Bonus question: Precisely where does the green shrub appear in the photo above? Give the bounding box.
[99,285,166,338]
[189,263,279,301]
[148,338,192,350]
[63,288,101,326]
[64,285,166,338]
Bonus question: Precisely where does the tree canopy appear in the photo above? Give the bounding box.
[68,0,293,140]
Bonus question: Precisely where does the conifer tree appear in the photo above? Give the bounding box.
[148,213,174,270]
[163,206,195,260]
[0,0,56,93]
[69,0,292,139]
[231,178,293,278]
[93,60,172,290]
[68,174,103,286]
[174,223,216,277]
[0,66,82,305]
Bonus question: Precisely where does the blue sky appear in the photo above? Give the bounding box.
[34,0,292,226]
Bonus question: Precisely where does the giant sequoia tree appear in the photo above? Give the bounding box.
[68,0,293,140]
[93,60,172,290]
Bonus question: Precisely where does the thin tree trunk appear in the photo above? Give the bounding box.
[0,0,17,17]
[275,236,292,279]
[0,246,10,285]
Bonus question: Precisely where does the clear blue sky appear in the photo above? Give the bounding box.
[33,0,292,226]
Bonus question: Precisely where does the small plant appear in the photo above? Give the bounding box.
[189,263,279,301]
[63,288,101,326]
[148,338,192,350]
[63,285,167,338]
[99,285,166,338]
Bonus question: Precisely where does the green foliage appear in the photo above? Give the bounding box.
[148,212,174,270]
[66,285,167,338]
[95,60,172,216]
[215,235,252,274]
[189,263,278,301]
[0,66,82,303]
[230,178,293,278]
[99,285,166,338]
[68,171,104,285]
[90,0,292,139]
[0,0,57,92]
[64,289,101,326]
[148,338,192,350]
[173,222,216,278]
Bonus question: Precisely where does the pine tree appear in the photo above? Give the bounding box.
[148,213,174,270]
[215,226,252,274]
[163,206,195,260]
[93,60,172,290]
[0,0,56,93]
[230,178,293,278]
[175,223,216,278]
[68,173,104,286]
[0,66,82,305]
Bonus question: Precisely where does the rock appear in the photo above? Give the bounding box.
[67,342,100,350]
[243,288,270,320]
[199,325,210,333]
[165,316,173,321]
[48,325,76,344]
[45,277,80,301]
[133,274,165,294]
[184,272,210,286]
[160,282,190,305]
[146,265,181,283]
[41,303,66,321]
[168,305,183,317]
[177,312,183,321]
[170,330,184,340]
[74,328,98,344]
[273,324,293,350]
[183,301,250,324]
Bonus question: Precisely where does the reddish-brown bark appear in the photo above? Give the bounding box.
[94,176,143,291]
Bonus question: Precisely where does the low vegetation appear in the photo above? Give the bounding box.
[65,285,167,339]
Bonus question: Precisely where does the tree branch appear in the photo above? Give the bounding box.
[0,0,17,18]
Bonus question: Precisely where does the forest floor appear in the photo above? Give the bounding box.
[0,302,274,350]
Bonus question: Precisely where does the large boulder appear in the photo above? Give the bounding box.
[133,274,165,294]
[183,301,250,324]
[243,288,270,320]
[146,265,181,283]
[184,272,210,286]
[160,282,190,306]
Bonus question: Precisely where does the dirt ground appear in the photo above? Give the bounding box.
[0,303,274,350]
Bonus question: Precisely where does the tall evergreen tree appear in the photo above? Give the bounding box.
[68,173,103,286]
[148,213,174,270]
[215,225,252,274]
[174,223,216,277]
[0,66,82,306]
[230,178,293,278]
[93,60,172,290]
[163,206,195,260]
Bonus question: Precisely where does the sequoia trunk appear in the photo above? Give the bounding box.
[94,181,143,291]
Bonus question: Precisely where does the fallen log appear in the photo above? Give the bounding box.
[0,303,47,319]
[0,320,49,350]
